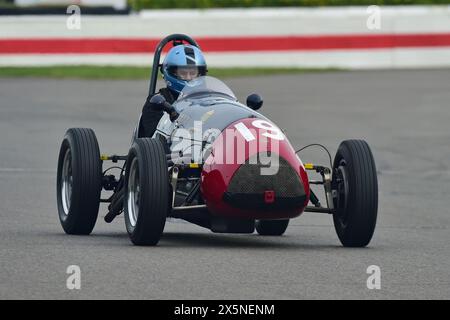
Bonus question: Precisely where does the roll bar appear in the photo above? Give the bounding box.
[148,34,200,96]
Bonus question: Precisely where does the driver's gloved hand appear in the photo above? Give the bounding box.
[140,89,176,138]
[149,94,179,122]
[169,110,179,122]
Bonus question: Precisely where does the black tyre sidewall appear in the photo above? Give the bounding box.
[56,128,102,235]
[333,140,378,247]
[124,138,168,246]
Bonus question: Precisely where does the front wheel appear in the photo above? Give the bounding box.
[56,128,102,235]
[332,140,378,247]
[255,219,289,236]
[124,138,169,246]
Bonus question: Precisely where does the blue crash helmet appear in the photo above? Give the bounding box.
[162,44,207,96]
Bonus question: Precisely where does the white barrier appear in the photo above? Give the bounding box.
[1,6,450,68]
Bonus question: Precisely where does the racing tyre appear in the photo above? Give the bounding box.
[124,138,169,246]
[255,219,289,236]
[57,128,102,235]
[332,140,378,247]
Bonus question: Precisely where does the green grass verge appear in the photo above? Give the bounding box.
[129,0,450,10]
[0,66,340,79]
[0,2,15,9]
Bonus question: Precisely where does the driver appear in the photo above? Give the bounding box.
[140,44,207,137]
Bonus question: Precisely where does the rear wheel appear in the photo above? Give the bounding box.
[124,138,169,246]
[332,140,378,247]
[255,219,289,236]
[56,128,102,235]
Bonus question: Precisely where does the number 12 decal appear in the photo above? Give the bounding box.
[234,120,284,142]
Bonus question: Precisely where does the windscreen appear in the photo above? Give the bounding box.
[178,76,236,101]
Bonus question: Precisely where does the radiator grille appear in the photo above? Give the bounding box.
[227,153,305,198]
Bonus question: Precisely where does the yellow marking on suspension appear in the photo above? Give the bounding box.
[304,163,314,170]
[189,163,200,169]
[100,155,109,161]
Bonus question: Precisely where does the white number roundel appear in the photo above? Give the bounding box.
[234,120,284,142]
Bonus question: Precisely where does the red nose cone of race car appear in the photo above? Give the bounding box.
[201,118,310,219]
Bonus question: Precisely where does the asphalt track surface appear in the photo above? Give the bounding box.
[1,70,449,300]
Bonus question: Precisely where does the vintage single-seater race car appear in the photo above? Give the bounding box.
[56,34,378,247]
